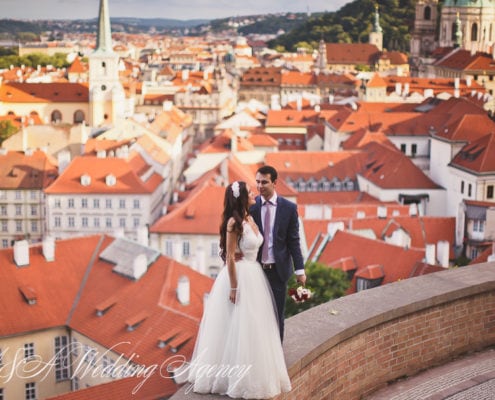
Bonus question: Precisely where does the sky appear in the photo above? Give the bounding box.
[2,0,353,21]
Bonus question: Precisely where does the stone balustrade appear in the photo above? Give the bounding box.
[170,262,495,400]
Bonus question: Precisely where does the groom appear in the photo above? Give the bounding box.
[250,165,306,341]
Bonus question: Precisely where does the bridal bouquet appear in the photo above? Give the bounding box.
[288,285,312,303]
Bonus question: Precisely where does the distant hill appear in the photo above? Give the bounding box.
[269,0,417,53]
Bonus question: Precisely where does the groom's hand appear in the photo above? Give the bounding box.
[296,273,307,286]
[234,251,244,262]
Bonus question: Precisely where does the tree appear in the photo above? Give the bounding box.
[0,120,18,144]
[285,262,351,318]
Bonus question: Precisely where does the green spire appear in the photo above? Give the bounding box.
[373,4,383,34]
[95,0,113,53]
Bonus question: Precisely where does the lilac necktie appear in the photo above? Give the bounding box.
[262,201,271,262]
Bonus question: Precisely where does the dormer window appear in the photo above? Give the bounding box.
[106,174,116,186]
[19,286,37,305]
[80,174,91,186]
[125,311,149,331]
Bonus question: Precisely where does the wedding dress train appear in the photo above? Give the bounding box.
[184,221,291,399]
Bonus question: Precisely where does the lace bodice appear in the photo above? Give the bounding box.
[238,221,263,262]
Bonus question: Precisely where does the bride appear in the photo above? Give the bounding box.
[183,181,291,399]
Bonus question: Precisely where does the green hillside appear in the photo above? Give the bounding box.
[269,0,418,53]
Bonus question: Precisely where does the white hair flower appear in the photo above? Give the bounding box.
[231,181,240,198]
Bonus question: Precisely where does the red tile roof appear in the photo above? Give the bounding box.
[150,180,224,235]
[1,235,213,398]
[319,230,427,291]
[325,43,380,65]
[0,149,58,189]
[450,132,495,173]
[0,82,89,103]
[359,142,441,189]
[45,155,162,195]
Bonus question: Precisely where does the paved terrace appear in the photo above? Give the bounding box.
[170,262,495,400]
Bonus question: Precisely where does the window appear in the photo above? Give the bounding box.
[183,241,190,257]
[119,217,126,228]
[82,217,88,227]
[470,247,479,260]
[119,199,126,209]
[16,220,22,232]
[30,205,37,216]
[68,217,75,228]
[474,220,485,233]
[68,198,75,208]
[102,355,114,377]
[1,221,7,232]
[461,181,465,194]
[424,5,431,20]
[133,217,140,228]
[133,199,140,209]
[54,198,61,208]
[54,336,70,381]
[94,217,100,228]
[468,183,472,197]
[71,338,79,357]
[30,191,37,200]
[400,144,406,153]
[0,347,3,366]
[211,242,219,257]
[106,199,112,209]
[2,239,7,248]
[0,205,6,216]
[411,144,417,156]
[15,190,22,200]
[93,199,100,209]
[106,217,112,228]
[24,343,35,360]
[81,198,88,208]
[15,205,22,216]
[31,221,38,232]
[0,388,3,400]
[165,240,173,257]
[25,382,36,400]
[54,216,61,228]
[487,185,494,199]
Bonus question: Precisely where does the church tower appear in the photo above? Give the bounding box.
[439,0,495,53]
[410,0,438,59]
[88,0,125,127]
[316,39,327,71]
[369,4,383,51]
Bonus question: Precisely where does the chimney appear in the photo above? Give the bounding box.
[57,150,71,174]
[437,240,450,268]
[377,205,387,219]
[395,82,402,96]
[425,243,436,265]
[182,69,189,81]
[137,226,149,247]
[42,236,55,261]
[466,76,472,87]
[163,100,173,111]
[177,275,190,305]
[131,254,147,280]
[14,240,30,267]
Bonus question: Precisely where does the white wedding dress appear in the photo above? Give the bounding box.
[185,221,291,399]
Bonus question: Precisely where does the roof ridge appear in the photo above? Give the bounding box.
[66,235,106,325]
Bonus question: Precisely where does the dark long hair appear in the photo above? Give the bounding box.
[219,181,249,262]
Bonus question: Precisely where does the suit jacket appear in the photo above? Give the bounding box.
[250,195,304,282]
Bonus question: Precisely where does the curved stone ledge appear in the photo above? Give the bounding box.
[170,262,495,400]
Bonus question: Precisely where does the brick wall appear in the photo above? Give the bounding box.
[170,262,495,400]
